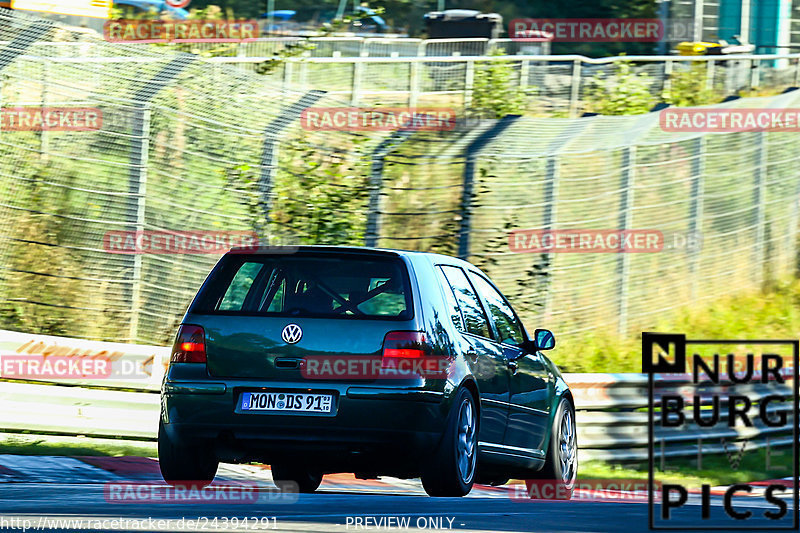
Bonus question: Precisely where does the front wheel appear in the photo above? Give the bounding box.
[524,397,577,500]
[421,387,477,497]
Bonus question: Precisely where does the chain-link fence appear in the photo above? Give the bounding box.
[214,53,800,117]
[9,39,800,117]
[0,9,387,345]
[1,10,799,355]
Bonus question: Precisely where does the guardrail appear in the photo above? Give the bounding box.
[570,373,794,461]
[0,330,793,464]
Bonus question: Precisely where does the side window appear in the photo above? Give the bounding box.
[468,273,525,346]
[218,262,265,310]
[435,266,464,331]
[440,266,491,339]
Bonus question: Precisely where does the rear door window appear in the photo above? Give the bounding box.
[193,254,412,320]
[440,265,491,339]
[435,266,465,331]
[468,272,525,346]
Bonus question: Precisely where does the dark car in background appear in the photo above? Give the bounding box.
[261,7,389,36]
[158,246,576,497]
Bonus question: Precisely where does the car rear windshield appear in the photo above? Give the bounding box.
[191,254,413,320]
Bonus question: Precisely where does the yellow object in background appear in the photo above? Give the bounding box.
[10,0,112,19]
[676,41,724,55]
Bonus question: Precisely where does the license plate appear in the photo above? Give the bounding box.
[240,392,333,413]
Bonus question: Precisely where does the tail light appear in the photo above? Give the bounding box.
[382,331,429,359]
[171,325,206,363]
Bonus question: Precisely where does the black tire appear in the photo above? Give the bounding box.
[421,387,477,497]
[158,421,218,487]
[270,464,323,493]
[525,397,577,500]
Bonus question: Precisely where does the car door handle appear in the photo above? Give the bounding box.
[507,360,518,374]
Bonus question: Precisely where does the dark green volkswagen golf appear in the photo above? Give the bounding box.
[159,246,576,497]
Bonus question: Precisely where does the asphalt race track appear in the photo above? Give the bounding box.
[0,482,795,532]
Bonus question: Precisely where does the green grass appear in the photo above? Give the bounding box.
[555,278,800,373]
[0,433,157,457]
[579,445,794,487]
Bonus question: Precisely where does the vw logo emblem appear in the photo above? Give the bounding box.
[281,324,303,344]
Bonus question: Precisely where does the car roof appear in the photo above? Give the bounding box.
[226,245,474,268]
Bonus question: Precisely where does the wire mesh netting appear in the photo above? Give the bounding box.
[0,9,384,345]
[0,10,799,356]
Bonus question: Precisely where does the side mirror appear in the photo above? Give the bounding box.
[534,329,555,351]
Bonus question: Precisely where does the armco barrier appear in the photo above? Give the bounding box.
[570,373,795,461]
[0,330,793,463]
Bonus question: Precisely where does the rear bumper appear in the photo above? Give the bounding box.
[161,379,449,472]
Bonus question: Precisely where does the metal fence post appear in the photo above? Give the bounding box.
[520,58,529,89]
[299,61,309,92]
[365,129,417,247]
[282,61,294,98]
[464,60,475,110]
[688,136,705,301]
[617,145,636,336]
[458,115,521,260]
[126,54,196,343]
[569,59,582,118]
[795,58,800,87]
[351,60,362,106]
[706,59,715,91]
[790,177,800,277]
[259,90,326,224]
[540,155,560,319]
[753,131,767,285]
[40,59,49,161]
[409,60,420,107]
[127,105,151,343]
[662,59,673,94]
[750,59,760,89]
[0,19,52,71]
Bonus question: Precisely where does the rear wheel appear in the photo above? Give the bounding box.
[158,421,218,487]
[421,387,477,497]
[524,397,577,500]
[270,464,323,493]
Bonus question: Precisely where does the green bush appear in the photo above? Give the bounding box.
[585,60,655,115]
